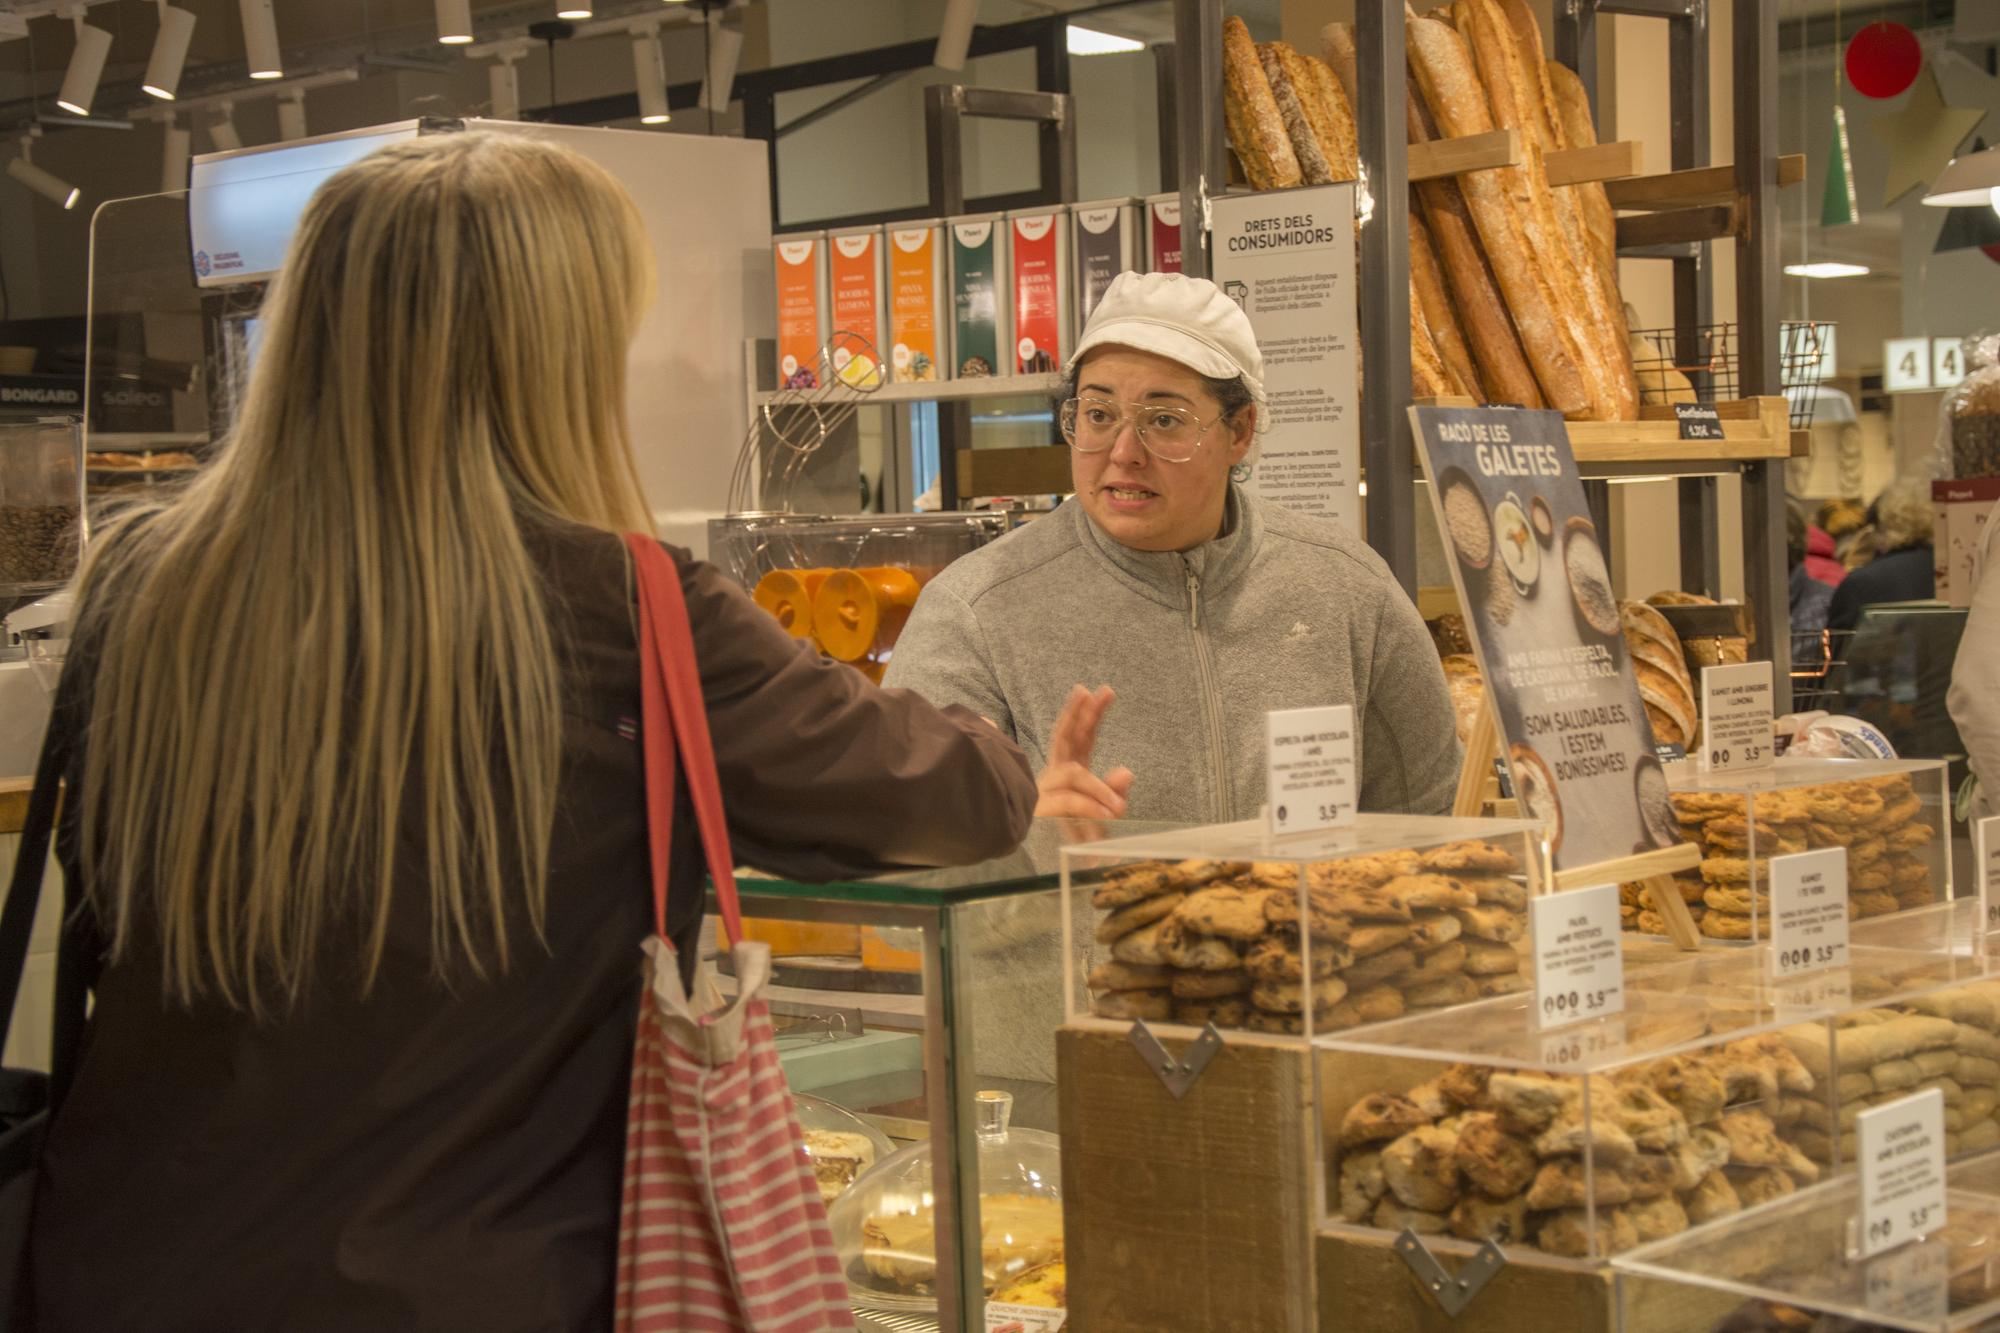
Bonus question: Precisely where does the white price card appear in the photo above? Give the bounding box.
[1935,337,1968,390]
[1265,705,1355,836]
[986,1302,1067,1333]
[1977,815,2000,938]
[1770,848,1851,979]
[1857,1088,1947,1260]
[1886,337,1932,392]
[1529,884,1625,1031]
[1699,661,1775,774]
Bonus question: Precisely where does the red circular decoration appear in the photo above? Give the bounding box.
[1982,242,2000,265]
[1846,21,1922,99]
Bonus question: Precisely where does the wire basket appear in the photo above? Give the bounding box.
[1627,320,1835,429]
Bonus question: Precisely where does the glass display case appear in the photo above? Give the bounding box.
[725,817,1164,1331]
[1058,814,1549,1041]
[1635,757,1953,942]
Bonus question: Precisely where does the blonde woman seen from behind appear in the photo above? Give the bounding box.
[30,133,1035,1331]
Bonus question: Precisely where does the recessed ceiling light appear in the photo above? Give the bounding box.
[1068,25,1144,56]
[1784,262,1871,279]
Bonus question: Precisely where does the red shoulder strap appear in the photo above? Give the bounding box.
[626,534,743,949]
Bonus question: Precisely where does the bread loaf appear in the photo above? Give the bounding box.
[1302,53,1359,181]
[1546,61,1619,284]
[1321,20,1357,104]
[1407,13,1591,415]
[1410,204,1482,401]
[1265,42,1356,182]
[1224,17,1303,191]
[1259,42,1335,185]
[1412,290,1454,400]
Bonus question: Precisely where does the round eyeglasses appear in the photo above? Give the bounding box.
[1058,396,1223,464]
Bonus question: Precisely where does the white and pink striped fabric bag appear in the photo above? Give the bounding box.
[614,534,855,1333]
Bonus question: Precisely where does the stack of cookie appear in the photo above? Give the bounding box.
[1084,840,1529,1037]
[1333,1037,1821,1258]
[1622,774,1940,939]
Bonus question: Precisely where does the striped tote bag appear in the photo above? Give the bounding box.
[614,534,855,1333]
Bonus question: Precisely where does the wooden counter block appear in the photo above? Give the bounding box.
[0,778,30,837]
[1056,1023,1318,1332]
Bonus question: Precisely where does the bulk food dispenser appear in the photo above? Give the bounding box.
[0,418,84,623]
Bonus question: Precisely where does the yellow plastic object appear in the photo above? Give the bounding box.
[752,568,831,640]
[860,927,922,973]
[812,567,920,662]
[742,918,861,958]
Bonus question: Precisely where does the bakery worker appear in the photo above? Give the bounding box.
[883,272,1462,821]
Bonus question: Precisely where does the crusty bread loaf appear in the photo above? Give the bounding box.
[1224,17,1303,190]
[1301,52,1359,181]
[1412,291,1454,400]
[1500,0,1567,155]
[1452,0,1632,420]
[1546,60,1618,278]
[1320,21,1357,106]
[1408,13,1591,415]
[1631,328,1697,404]
[1406,71,1544,407]
[1259,42,1335,185]
[1410,204,1482,401]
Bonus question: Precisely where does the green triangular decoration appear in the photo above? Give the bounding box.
[1823,103,1859,227]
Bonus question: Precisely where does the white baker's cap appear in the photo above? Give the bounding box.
[1067,271,1266,419]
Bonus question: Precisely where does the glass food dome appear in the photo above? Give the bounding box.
[824,1089,1063,1313]
[795,1092,896,1208]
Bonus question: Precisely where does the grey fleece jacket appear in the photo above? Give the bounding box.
[881,487,1462,822]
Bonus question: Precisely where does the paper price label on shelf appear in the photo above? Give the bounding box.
[986,1302,1067,1333]
[1672,403,1725,441]
[1265,705,1355,836]
[1529,883,1625,1032]
[1864,1240,1950,1323]
[1699,661,1775,774]
[1770,848,1851,979]
[1857,1088,1947,1260]
[1977,816,2000,937]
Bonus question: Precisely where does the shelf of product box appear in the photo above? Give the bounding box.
[1612,1149,2000,1331]
[753,372,1063,409]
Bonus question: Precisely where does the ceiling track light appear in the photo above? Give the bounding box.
[934,0,977,72]
[556,2,593,19]
[210,102,241,152]
[699,14,743,115]
[7,136,79,211]
[143,3,198,100]
[436,0,473,46]
[632,29,669,125]
[57,15,113,116]
[488,58,520,120]
[277,93,307,142]
[240,0,284,80]
[160,120,190,193]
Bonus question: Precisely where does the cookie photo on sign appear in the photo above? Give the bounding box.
[1440,467,1493,570]
[1563,516,1620,638]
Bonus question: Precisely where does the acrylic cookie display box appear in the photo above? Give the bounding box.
[1619,758,1951,942]
[1059,815,1548,1041]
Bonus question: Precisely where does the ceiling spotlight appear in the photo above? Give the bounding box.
[436,0,473,45]
[57,19,113,116]
[210,102,241,152]
[1067,26,1143,56]
[143,4,198,100]
[934,0,977,71]
[1783,262,1871,279]
[240,0,284,79]
[632,30,670,125]
[700,15,743,114]
[7,140,79,211]
[556,2,593,19]
[1925,146,2000,208]
[277,93,307,143]
[488,59,520,120]
[160,120,190,193]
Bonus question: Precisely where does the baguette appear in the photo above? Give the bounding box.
[1407,13,1589,414]
[1406,73,1544,407]
[1410,202,1483,401]
[1224,17,1303,191]
[1321,21,1358,108]
[1259,42,1335,185]
[1546,60,1637,418]
[1412,285,1454,400]
[1300,52,1359,181]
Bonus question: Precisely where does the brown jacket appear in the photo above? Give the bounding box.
[29,517,1035,1331]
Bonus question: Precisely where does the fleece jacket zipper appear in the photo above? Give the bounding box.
[1184,558,1232,823]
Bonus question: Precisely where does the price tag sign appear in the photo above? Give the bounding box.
[1265,705,1355,836]
[1856,1088,1947,1260]
[1935,337,1968,390]
[1529,883,1625,1032]
[1539,1017,1628,1069]
[1672,402,1726,441]
[1699,661,1775,774]
[986,1302,1067,1333]
[1770,848,1851,979]
[1886,337,1932,392]
[1977,816,2000,938]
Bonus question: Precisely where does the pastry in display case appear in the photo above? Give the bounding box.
[795,1092,896,1206]
[1620,758,1950,940]
[1061,815,1547,1039]
[825,1089,1062,1314]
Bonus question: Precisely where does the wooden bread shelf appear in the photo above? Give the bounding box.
[1615,203,1738,249]
[1408,131,1643,187]
[1546,139,1645,187]
[1604,154,1806,211]
[1414,396,1791,468]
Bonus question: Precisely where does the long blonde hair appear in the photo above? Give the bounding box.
[76,131,656,1011]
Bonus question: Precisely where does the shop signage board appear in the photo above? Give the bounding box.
[1528,882,1625,1031]
[986,1301,1065,1333]
[1672,403,1725,441]
[1264,704,1355,836]
[1699,661,1775,774]
[1210,183,1360,532]
[1413,406,1680,871]
[1935,337,1968,389]
[1855,1087,1947,1260]
[1769,847,1851,979]
[1886,337,1931,392]
[1977,815,2000,937]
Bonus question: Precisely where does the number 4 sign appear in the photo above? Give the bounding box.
[1886,337,1931,393]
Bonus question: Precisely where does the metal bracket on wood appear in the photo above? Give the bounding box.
[1127,1020,1223,1099]
[1393,1229,1506,1317]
